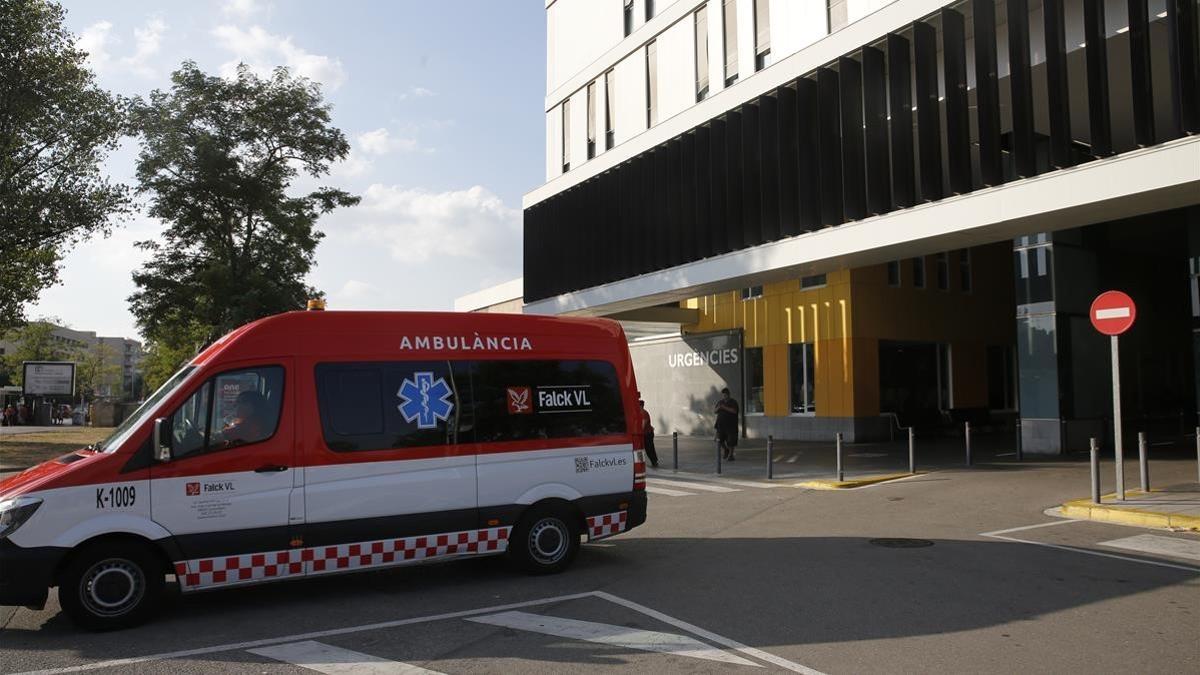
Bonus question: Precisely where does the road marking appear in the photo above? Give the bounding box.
[15,591,821,675]
[593,592,824,674]
[467,611,761,667]
[1098,534,1200,562]
[669,473,781,488]
[979,523,1200,573]
[646,478,740,493]
[786,454,799,463]
[978,519,1083,537]
[646,485,698,497]
[248,640,443,674]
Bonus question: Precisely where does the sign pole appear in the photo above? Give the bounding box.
[1111,334,1124,501]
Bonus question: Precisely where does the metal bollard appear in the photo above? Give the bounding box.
[1090,437,1100,504]
[1015,419,1023,461]
[908,427,916,474]
[1137,431,1149,493]
[836,432,844,482]
[1196,426,1200,486]
[715,437,722,475]
[672,431,679,472]
[965,421,972,467]
[767,435,774,480]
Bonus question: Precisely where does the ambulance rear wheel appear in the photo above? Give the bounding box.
[509,504,579,575]
[59,541,164,631]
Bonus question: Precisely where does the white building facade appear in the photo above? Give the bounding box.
[524,0,1200,452]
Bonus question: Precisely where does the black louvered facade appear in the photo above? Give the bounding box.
[524,0,1200,304]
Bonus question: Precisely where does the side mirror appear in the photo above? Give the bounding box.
[154,418,172,462]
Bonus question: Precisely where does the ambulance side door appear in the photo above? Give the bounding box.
[150,361,298,565]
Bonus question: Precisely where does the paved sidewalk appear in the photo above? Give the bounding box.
[1061,484,1200,531]
[0,423,83,436]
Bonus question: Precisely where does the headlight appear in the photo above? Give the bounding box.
[0,497,42,540]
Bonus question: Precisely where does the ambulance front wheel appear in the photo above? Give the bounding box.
[59,540,165,631]
[509,503,580,575]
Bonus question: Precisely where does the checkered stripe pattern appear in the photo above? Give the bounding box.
[175,526,511,591]
[586,510,628,540]
[175,549,305,590]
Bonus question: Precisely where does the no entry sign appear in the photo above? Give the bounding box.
[1090,291,1136,336]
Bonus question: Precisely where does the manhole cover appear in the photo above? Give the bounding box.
[869,538,934,549]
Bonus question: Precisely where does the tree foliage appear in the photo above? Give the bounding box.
[0,0,131,330]
[1,320,70,386]
[73,341,121,400]
[129,62,358,350]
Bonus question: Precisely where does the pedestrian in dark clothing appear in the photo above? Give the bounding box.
[639,400,659,468]
[715,388,739,461]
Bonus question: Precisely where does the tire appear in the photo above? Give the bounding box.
[58,541,165,631]
[508,504,580,575]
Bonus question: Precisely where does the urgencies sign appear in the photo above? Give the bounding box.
[668,347,739,368]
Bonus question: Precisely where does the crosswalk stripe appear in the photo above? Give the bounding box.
[1098,534,1200,562]
[645,485,699,497]
[467,611,761,667]
[646,478,740,493]
[669,474,780,489]
[248,640,443,674]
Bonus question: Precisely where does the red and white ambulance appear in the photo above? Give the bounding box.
[0,311,648,629]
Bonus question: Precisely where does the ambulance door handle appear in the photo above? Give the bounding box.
[255,464,289,473]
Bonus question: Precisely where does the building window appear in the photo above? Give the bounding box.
[645,40,658,127]
[741,285,763,300]
[723,0,738,86]
[745,347,765,414]
[800,274,827,290]
[561,99,570,173]
[624,0,634,37]
[586,81,597,160]
[645,0,655,22]
[754,0,771,71]
[987,345,1016,410]
[912,257,926,289]
[789,343,816,413]
[827,0,848,33]
[604,69,615,149]
[936,252,950,290]
[959,249,972,293]
[694,6,710,102]
[886,261,901,287]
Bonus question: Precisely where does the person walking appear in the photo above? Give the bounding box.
[715,387,739,461]
[638,399,659,468]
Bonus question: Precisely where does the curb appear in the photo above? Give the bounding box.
[1061,494,1200,532]
[794,472,916,490]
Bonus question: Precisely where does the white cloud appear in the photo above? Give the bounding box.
[345,185,520,264]
[221,0,266,19]
[398,86,435,100]
[212,24,346,90]
[120,17,166,78]
[77,20,114,72]
[357,128,420,156]
[330,151,373,179]
[330,279,377,304]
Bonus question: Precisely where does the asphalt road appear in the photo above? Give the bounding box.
[2,459,1198,674]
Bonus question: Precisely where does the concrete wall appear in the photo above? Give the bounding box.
[629,330,743,437]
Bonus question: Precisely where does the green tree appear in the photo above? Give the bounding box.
[140,332,202,393]
[1,320,70,386]
[129,62,358,348]
[0,0,131,330]
[73,342,121,400]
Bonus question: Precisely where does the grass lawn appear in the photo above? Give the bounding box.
[0,428,115,471]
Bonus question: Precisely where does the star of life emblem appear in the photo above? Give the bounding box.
[397,372,454,429]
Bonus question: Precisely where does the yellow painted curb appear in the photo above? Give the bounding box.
[1061,496,1200,532]
[795,472,916,490]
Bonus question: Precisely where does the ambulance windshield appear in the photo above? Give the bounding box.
[96,365,197,452]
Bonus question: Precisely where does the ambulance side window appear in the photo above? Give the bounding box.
[172,383,212,459]
[470,359,626,443]
[167,366,285,460]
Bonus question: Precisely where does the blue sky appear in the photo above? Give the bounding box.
[36,0,545,339]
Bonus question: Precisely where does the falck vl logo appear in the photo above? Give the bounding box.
[398,371,455,429]
[506,386,532,414]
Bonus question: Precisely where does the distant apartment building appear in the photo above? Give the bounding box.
[0,323,143,399]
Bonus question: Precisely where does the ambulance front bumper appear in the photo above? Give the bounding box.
[0,539,63,608]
